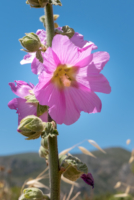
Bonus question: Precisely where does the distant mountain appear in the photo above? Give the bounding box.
[0,147,134,196]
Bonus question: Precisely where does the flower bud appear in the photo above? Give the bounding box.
[23,188,47,200]
[26,0,48,8]
[62,26,75,38]
[17,115,44,140]
[39,146,49,159]
[41,136,48,149]
[19,33,41,52]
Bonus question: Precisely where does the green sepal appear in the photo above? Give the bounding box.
[41,136,49,149]
[36,50,43,63]
[61,155,88,181]
[39,146,49,159]
[26,0,48,8]
[24,117,44,132]
[40,14,59,28]
[37,104,48,117]
[55,25,75,39]
[23,187,48,200]
[25,93,39,104]
[49,0,62,6]
[44,122,59,137]
[19,32,41,52]
[18,115,44,140]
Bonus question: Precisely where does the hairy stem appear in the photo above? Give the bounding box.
[48,136,61,200]
[45,3,55,47]
[45,4,60,200]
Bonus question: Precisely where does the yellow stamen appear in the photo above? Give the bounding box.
[51,64,77,89]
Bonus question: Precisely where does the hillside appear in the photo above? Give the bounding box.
[0,147,134,196]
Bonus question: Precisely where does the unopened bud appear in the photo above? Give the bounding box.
[41,136,48,149]
[23,188,49,200]
[19,33,41,52]
[17,115,44,140]
[39,146,49,159]
[62,26,75,38]
[44,121,58,137]
[26,0,48,8]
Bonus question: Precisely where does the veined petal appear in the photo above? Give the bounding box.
[17,98,37,124]
[52,35,92,68]
[70,32,88,48]
[35,82,66,124]
[76,66,111,94]
[68,84,102,114]
[20,53,36,65]
[63,88,80,125]
[8,98,37,124]
[31,57,45,75]
[88,51,110,73]
[9,81,34,99]
[88,74,111,94]
[36,29,46,45]
[43,47,61,73]
[8,98,18,111]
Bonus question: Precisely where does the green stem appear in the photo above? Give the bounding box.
[45,4,60,200]
[48,136,61,200]
[45,3,55,47]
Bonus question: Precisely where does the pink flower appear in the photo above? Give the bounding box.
[8,81,48,124]
[20,29,97,75]
[34,35,111,125]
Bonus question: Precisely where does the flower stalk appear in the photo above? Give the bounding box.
[45,3,55,47]
[45,3,61,200]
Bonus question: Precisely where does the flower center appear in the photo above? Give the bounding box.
[52,65,77,89]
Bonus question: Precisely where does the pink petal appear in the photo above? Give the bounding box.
[63,88,80,125]
[88,51,110,73]
[9,81,34,98]
[82,41,98,50]
[17,98,37,124]
[31,57,45,75]
[39,111,48,122]
[70,32,88,48]
[43,47,61,73]
[67,84,102,114]
[88,74,111,94]
[20,53,36,65]
[70,32,97,50]
[8,98,18,111]
[34,71,53,94]
[8,98,37,124]
[36,29,47,45]
[76,66,111,94]
[35,82,66,124]
[52,35,92,68]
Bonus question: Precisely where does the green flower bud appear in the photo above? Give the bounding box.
[19,33,41,52]
[26,0,48,8]
[39,146,49,159]
[23,188,47,200]
[44,121,58,137]
[17,115,44,140]
[62,26,75,38]
[60,154,88,181]
[40,14,59,28]
[41,136,48,149]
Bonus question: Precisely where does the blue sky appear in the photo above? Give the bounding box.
[0,0,134,155]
